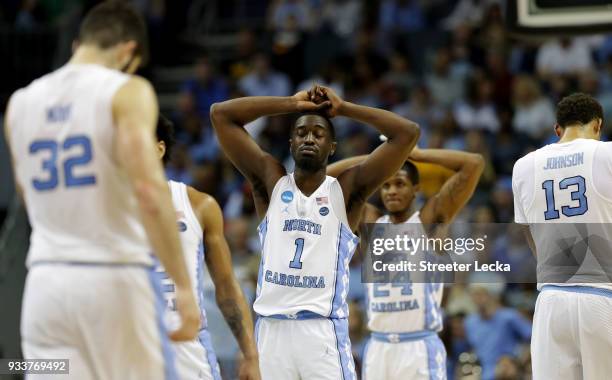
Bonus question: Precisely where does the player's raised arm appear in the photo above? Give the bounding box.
[210,93,330,200]
[189,188,261,380]
[415,147,484,224]
[314,86,420,228]
[112,77,199,341]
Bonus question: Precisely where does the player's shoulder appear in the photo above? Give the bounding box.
[113,75,154,98]
[185,186,222,225]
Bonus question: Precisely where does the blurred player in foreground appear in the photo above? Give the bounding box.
[328,146,484,379]
[4,2,199,378]
[211,85,420,379]
[155,115,260,380]
[512,93,612,379]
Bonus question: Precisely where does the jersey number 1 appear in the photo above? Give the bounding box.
[542,175,588,220]
[289,238,304,269]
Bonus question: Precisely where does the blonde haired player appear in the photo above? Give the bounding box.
[4,2,199,378]
[328,146,484,380]
[155,115,260,380]
[513,93,612,380]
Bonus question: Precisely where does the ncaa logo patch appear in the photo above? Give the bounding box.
[281,191,294,203]
[177,221,187,232]
[319,206,329,216]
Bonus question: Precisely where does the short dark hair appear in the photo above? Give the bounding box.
[156,114,175,164]
[400,161,419,185]
[78,1,149,64]
[292,111,336,139]
[556,93,603,128]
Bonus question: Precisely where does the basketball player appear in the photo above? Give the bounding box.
[155,115,260,380]
[4,2,199,379]
[210,85,420,379]
[512,93,612,379]
[327,146,484,379]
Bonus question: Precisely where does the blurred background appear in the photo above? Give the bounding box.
[1,0,612,379]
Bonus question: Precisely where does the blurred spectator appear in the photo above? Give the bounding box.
[442,0,499,30]
[392,84,444,146]
[442,312,470,379]
[379,0,425,33]
[490,176,514,222]
[320,0,362,38]
[485,50,513,108]
[224,28,258,81]
[426,47,468,108]
[453,74,500,132]
[464,278,532,380]
[239,53,291,97]
[382,52,417,99]
[268,0,314,32]
[494,355,522,380]
[179,55,229,122]
[511,75,556,140]
[536,38,595,78]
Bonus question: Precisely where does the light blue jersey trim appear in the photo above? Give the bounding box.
[371,330,435,343]
[331,318,356,380]
[196,239,207,329]
[424,334,447,380]
[260,310,325,320]
[147,268,178,380]
[330,224,359,318]
[256,218,268,298]
[541,284,612,298]
[425,282,443,331]
[198,330,222,380]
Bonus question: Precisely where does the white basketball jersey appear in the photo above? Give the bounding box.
[153,181,207,330]
[366,212,444,334]
[513,138,612,290]
[7,63,151,265]
[253,174,359,318]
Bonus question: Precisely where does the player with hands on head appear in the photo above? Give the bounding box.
[211,84,420,380]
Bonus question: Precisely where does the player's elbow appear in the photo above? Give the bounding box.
[397,121,420,146]
[466,153,486,174]
[210,102,228,126]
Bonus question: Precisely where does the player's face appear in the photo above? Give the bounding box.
[380,171,417,213]
[290,115,336,171]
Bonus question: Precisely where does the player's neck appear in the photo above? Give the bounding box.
[293,168,326,197]
[388,207,414,224]
[558,125,598,143]
[70,46,120,70]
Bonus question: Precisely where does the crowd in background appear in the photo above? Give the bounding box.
[2,1,612,379]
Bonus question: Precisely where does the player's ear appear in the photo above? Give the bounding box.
[554,123,563,138]
[157,141,166,160]
[595,118,603,135]
[330,141,337,156]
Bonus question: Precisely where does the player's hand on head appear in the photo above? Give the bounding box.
[292,90,330,112]
[170,285,200,341]
[313,85,343,117]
